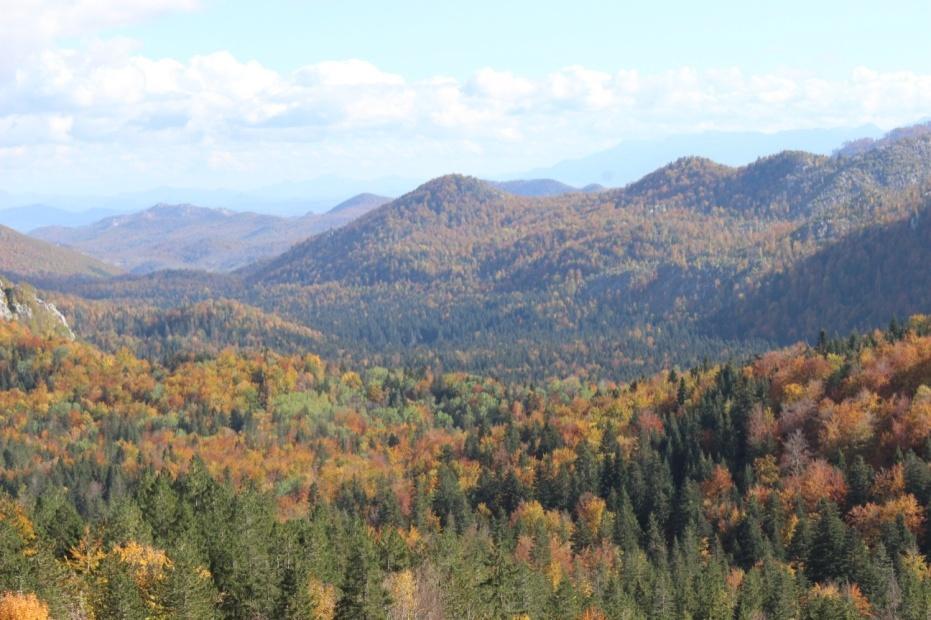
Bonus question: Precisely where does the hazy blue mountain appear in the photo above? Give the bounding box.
[31,194,389,273]
[519,125,884,187]
[325,193,392,216]
[834,121,931,157]
[254,176,417,212]
[488,178,606,197]
[0,177,416,218]
[0,205,121,232]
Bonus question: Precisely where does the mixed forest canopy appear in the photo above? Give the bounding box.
[28,125,931,382]
[0,123,930,618]
[0,305,929,617]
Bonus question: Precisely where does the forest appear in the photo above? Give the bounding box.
[0,307,929,618]
[1,126,931,619]
[33,130,931,382]
[7,4,931,617]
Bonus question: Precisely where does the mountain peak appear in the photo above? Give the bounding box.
[145,203,235,218]
[835,121,931,157]
[624,156,734,198]
[325,193,392,215]
[414,174,500,197]
[489,178,576,197]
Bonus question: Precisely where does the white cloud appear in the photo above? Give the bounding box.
[0,0,198,74]
[467,69,535,101]
[4,13,931,193]
[296,60,404,87]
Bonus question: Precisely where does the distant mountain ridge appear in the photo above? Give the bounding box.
[522,125,885,187]
[488,178,605,197]
[257,130,931,289]
[31,193,391,274]
[835,121,931,157]
[0,204,122,233]
[325,192,392,215]
[38,122,931,379]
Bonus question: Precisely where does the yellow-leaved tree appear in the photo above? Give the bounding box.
[0,592,49,620]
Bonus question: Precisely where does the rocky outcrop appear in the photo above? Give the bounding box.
[0,278,74,339]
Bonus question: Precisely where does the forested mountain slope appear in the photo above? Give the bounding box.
[38,126,931,380]
[257,131,931,290]
[0,224,121,280]
[0,311,928,617]
[713,203,931,342]
[50,295,323,361]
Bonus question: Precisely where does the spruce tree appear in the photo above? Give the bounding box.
[807,501,848,584]
[92,555,149,620]
[335,545,369,620]
[159,542,219,619]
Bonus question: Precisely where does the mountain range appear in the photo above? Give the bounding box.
[11,122,931,380]
[31,193,392,273]
[0,204,122,233]
[3,124,898,224]
[227,128,929,377]
[521,125,886,187]
[488,179,605,197]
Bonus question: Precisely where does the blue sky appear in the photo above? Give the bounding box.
[2,0,931,197]
[110,1,931,80]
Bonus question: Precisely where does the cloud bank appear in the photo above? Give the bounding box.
[3,2,931,193]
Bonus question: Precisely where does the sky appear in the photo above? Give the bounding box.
[2,0,931,196]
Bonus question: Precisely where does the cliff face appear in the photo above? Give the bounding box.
[0,278,74,339]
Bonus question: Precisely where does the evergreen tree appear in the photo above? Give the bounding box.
[734,499,768,568]
[612,489,642,553]
[158,542,219,619]
[92,555,149,620]
[335,533,389,620]
[335,545,370,620]
[845,455,874,508]
[807,501,849,584]
[479,542,524,619]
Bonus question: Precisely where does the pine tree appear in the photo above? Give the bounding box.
[335,536,389,620]
[807,501,848,584]
[761,558,799,620]
[158,542,219,619]
[735,566,764,620]
[645,513,667,566]
[845,455,874,508]
[612,489,642,553]
[92,555,149,620]
[479,542,524,619]
[335,545,369,620]
[545,578,580,620]
[735,499,768,568]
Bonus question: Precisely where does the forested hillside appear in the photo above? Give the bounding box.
[0,225,121,280]
[0,311,929,617]
[713,205,931,342]
[237,131,931,379]
[34,127,931,382]
[50,295,324,361]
